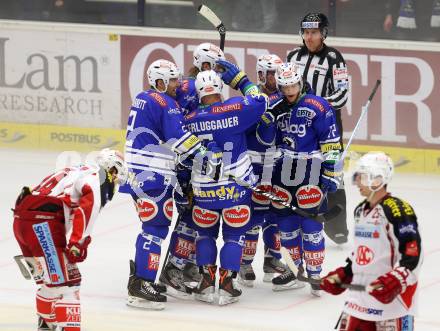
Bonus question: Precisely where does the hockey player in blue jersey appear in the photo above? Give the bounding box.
[119,59,222,310]
[159,43,226,295]
[185,68,267,305]
[176,42,225,115]
[257,62,342,296]
[235,54,289,287]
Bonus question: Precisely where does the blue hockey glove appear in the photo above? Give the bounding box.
[320,150,343,194]
[216,59,258,95]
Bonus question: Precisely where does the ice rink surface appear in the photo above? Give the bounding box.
[1,150,439,331]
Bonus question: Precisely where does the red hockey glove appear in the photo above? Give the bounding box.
[66,236,92,263]
[368,267,409,304]
[320,267,352,295]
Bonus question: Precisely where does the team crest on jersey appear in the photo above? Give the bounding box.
[136,199,158,222]
[251,185,272,205]
[192,206,220,228]
[163,198,173,221]
[356,245,374,266]
[150,92,167,107]
[222,205,251,228]
[295,185,323,209]
[271,185,292,209]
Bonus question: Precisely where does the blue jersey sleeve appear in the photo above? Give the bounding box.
[304,97,342,154]
[176,78,199,115]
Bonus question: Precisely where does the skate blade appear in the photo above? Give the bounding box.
[218,291,240,306]
[237,276,254,288]
[310,289,322,297]
[164,286,193,300]
[262,273,274,282]
[272,281,306,292]
[194,292,215,303]
[126,296,165,310]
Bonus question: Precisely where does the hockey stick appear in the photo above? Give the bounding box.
[14,255,32,280]
[337,79,381,167]
[228,175,342,223]
[280,247,366,291]
[314,79,382,212]
[197,4,226,50]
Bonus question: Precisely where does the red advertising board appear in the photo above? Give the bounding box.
[121,35,440,150]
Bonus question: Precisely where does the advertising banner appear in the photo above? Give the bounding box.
[0,28,121,128]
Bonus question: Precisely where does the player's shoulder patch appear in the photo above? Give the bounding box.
[149,92,167,107]
[184,111,197,120]
[303,96,326,113]
[382,196,416,220]
[211,102,242,114]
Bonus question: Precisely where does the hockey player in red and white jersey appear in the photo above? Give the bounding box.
[320,152,422,330]
[12,149,127,331]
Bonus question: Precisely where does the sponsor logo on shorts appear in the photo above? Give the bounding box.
[271,185,292,209]
[222,205,251,228]
[192,206,219,228]
[251,185,272,205]
[295,185,323,209]
[163,198,173,221]
[136,199,158,222]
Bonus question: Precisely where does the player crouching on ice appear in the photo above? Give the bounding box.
[12,149,127,331]
[320,152,422,330]
[256,62,343,296]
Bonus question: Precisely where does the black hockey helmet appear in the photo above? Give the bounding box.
[300,13,329,39]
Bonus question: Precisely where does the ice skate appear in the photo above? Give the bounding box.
[193,265,216,303]
[38,317,53,331]
[159,261,193,299]
[183,261,202,284]
[127,260,166,310]
[309,274,322,297]
[263,256,287,282]
[272,270,305,291]
[237,263,256,287]
[219,268,242,306]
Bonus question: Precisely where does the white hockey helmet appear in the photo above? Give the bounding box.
[147,59,181,92]
[195,70,223,101]
[256,54,283,85]
[96,148,128,183]
[275,62,303,91]
[193,42,226,71]
[352,151,394,191]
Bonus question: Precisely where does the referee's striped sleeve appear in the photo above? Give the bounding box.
[326,59,349,109]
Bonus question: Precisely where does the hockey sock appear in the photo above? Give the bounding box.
[262,222,281,259]
[54,287,81,331]
[220,234,245,272]
[135,225,168,281]
[168,221,197,269]
[302,218,325,276]
[196,236,217,266]
[242,226,260,265]
[36,286,58,327]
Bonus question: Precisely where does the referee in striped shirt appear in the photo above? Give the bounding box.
[287,12,349,245]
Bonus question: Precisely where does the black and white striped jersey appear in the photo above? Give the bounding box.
[287,45,349,110]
